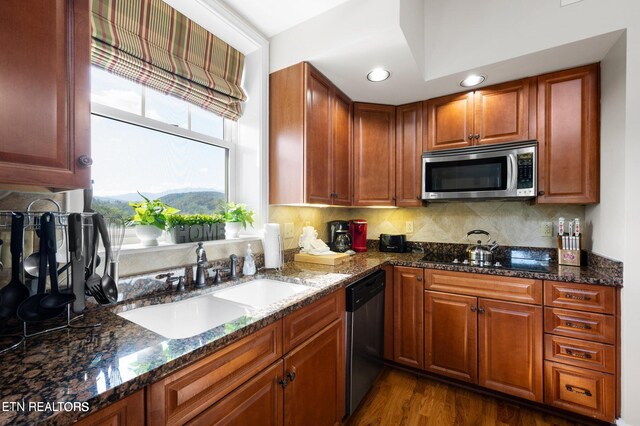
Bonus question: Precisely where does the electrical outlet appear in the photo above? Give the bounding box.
[540,222,554,237]
[406,221,414,233]
[284,223,294,239]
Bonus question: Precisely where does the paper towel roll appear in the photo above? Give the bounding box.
[263,223,282,269]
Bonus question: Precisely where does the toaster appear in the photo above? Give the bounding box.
[379,234,406,253]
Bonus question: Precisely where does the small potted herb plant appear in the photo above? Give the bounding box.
[166,213,226,243]
[128,192,179,246]
[222,202,254,238]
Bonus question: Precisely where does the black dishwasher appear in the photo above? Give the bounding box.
[345,269,385,417]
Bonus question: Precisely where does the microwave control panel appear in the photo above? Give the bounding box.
[516,152,535,196]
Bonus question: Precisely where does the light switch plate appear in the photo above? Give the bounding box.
[540,222,554,237]
[284,223,294,239]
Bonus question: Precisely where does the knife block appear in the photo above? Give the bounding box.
[557,235,582,267]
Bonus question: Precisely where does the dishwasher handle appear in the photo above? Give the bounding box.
[346,270,386,312]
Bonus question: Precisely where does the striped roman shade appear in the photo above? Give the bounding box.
[91,0,247,120]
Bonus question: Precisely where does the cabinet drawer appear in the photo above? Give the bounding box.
[544,281,615,313]
[147,321,282,426]
[426,270,542,304]
[544,361,614,422]
[544,334,615,374]
[284,288,344,353]
[544,308,615,344]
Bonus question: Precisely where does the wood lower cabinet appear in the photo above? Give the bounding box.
[383,265,394,360]
[270,62,352,205]
[536,64,600,204]
[0,0,91,190]
[424,79,531,152]
[393,267,424,369]
[424,291,477,383]
[283,319,345,426]
[186,361,284,426]
[74,390,144,426]
[478,299,543,402]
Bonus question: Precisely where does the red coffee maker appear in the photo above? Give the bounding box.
[349,219,367,252]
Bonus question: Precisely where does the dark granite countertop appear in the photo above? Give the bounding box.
[0,251,622,425]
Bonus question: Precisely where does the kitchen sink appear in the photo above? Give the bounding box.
[118,295,251,339]
[212,279,314,309]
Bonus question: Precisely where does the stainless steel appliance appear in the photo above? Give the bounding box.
[422,141,536,201]
[345,270,385,417]
[465,229,498,266]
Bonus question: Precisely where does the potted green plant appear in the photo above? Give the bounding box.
[222,202,254,238]
[128,192,179,246]
[166,213,225,243]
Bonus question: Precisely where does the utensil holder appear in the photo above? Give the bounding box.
[557,235,582,266]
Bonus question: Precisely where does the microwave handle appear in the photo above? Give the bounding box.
[507,154,517,190]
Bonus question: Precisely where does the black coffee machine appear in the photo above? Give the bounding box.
[328,220,350,251]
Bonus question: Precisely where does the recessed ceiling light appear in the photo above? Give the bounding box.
[459,74,486,87]
[367,68,390,82]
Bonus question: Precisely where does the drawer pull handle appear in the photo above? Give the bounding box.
[565,293,591,301]
[565,321,591,330]
[565,384,592,397]
[565,349,592,359]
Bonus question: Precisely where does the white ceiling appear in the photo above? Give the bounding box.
[219,0,350,38]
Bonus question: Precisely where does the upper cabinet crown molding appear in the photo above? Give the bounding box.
[0,0,91,191]
[269,62,353,205]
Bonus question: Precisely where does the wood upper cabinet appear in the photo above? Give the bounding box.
[270,62,352,205]
[393,266,424,369]
[353,103,396,206]
[283,319,345,426]
[0,0,91,190]
[536,64,600,204]
[478,299,543,402]
[424,291,477,383]
[395,102,423,206]
[424,79,532,152]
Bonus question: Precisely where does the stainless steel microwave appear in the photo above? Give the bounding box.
[422,141,537,201]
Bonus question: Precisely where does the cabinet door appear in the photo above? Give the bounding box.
[424,93,474,151]
[536,64,599,204]
[331,88,353,205]
[393,267,424,369]
[0,0,91,190]
[353,103,396,206]
[383,265,394,360]
[305,65,333,204]
[478,299,543,402]
[284,319,345,426]
[186,361,284,426]
[74,390,144,426]
[474,79,530,146]
[395,102,423,207]
[424,291,477,383]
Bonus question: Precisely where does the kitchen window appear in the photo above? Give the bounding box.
[90,67,234,222]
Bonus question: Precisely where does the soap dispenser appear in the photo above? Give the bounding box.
[243,243,256,276]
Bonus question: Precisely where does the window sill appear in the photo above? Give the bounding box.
[117,235,262,256]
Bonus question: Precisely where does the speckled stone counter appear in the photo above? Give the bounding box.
[0,251,622,425]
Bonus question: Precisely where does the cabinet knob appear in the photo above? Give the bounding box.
[474,134,480,140]
[77,155,93,168]
[286,371,297,382]
[278,378,289,389]
[538,190,545,196]
[471,306,478,312]
[468,134,473,140]
[330,192,338,197]
[478,307,485,314]
[416,275,422,281]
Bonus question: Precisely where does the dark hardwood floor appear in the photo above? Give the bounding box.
[346,368,592,426]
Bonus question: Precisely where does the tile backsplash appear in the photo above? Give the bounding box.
[270,202,586,250]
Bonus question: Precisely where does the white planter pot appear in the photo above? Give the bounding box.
[135,225,163,246]
[225,222,242,239]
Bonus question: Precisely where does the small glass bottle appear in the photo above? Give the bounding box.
[243,243,256,276]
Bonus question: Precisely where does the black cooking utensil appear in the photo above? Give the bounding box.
[0,213,30,320]
[85,214,108,304]
[16,213,65,322]
[68,214,86,314]
[40,214,75,310]
[94,214,118,303]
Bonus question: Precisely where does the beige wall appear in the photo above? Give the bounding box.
[270,202,585,250]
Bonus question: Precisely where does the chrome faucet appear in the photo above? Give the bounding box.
[195,242,207,288]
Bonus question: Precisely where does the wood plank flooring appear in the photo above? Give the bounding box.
[346,368,593,426]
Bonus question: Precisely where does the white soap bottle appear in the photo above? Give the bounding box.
[243,243,257,276]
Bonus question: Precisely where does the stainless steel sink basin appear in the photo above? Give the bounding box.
[212,279,314,308]
[118,295,251,339]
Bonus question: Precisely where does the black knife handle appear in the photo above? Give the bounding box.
[10,212,24,282]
